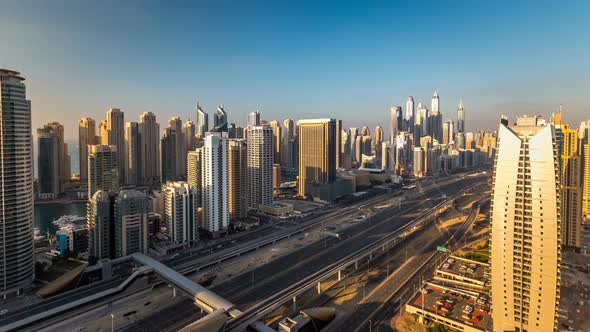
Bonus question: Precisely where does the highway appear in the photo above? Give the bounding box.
[127,175,487,331]
[346,198,490,332]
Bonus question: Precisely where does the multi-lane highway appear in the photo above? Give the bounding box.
[127,174,487,331]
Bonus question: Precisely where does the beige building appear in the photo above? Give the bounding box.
[270,120,281,165]
[583,141,590,220]
[490,116,560,332]
[297,119,337,197]
[139,112,160,186]
[88,145,119,197]
[247,125,274,209]
[106,108,125,184]
[561,125,582,248]
[79,117,97,183]
[228,139,247,220]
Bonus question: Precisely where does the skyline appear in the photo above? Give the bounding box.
[2,0,589,140]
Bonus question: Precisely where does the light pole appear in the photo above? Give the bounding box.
[110,313,114,332]
[369,319,372,332]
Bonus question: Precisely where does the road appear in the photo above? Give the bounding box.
[126,175,486,331]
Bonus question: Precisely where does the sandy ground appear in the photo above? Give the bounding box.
[392,312,427,332]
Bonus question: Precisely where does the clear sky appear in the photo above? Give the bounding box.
[1,0,589,140]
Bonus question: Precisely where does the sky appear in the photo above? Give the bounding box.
[1,0,589,141]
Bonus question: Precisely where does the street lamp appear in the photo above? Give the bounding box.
[369,319,372,332]
[110,313,114,332]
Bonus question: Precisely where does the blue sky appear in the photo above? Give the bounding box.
[1,0,589,140]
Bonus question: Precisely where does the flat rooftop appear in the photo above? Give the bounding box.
[436,256,489,284]
[406,282,491,332]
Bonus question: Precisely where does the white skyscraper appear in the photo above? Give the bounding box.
[457,98,465,134]
[201,133,229,236]
[163,182,199,244]
[195,102,208,138]
[406,96,415,131]
[0,69,34,297]
[490,115,561,331]
[247,125,274,209]
[248,111,261,127]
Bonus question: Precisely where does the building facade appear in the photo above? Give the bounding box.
[247,125,274,209]
[201,134,229,235]
[297,119,336,197]
[88,145,119,197]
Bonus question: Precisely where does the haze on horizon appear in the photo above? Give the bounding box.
[1,0,589,140]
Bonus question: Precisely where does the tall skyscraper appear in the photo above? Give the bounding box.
[37,121,70,195]
[79,117,97,184]
[0,69,34,297]
[36,124,61,198]
[163,182,199,244]
[417,103,429,137]
[228,139,248,220]
[282,118,295,165]
[457,99,465,134]
[114,190,149,257]
[87,190,114,260]
[561,125,582,248]
[349,127,358,162]
[490,116,560,331]
[124,122,140,186]
[269,120,281,164]
[583,123,590,219]
[183,120,196,152]
[248,111,261,127]
[99,120,108,145]
[106,108,125,184]
[139,112,160,186]
[335,120,342,169]
[88,145,119,197]
[187,148,203,213]
[341,129,352,170]
[195,102,208,138]
[430,92,443,143]
[389,106,402,142]
[442,120,454,145]
[406,96,415,132]
[160,127,178,183]
[247,125,274,208]
[211,105,228,132]
[201,134,229,235]
[168,117,186,179]
[297,119,336,197]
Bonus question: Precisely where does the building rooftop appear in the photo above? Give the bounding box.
[406,282,491,332]
[435,256,489,288]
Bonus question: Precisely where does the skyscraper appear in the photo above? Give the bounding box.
[114,190,149,257]
[341,129,352,170]
[583,124,590,219]
[124,122,140,186]
[248,111,261,127]
[79,117,97,184]
[457,99,465,134]
[88,145,119,197]
[431,92,443,143]
[269,120,281,164]
[139,112,160,186]
[195,102,208,138]
[160,127,178,183]
[211,105,228,132]
[99,120,108,145]
[201,134,229,235]
[561,125,582,248]
[36,124,61,198]
[349,127,358,162]
[406,96,415,132]
[187,148,203,214]
[168,117,186,179]
[490,116,560,331]
[183,120,196,152]
[87,190,114,260]
[442,120,454,145]
[247,125,274,208]
[297,119,336,197]
[163,182,199,244]
[228,139,248,220]
[106,108,125,184]
[37,121,70,195]
[389,106,402,142]
[0,69,34,297]
[282,118,295,165]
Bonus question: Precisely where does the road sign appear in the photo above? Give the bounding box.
[436,246,447,252]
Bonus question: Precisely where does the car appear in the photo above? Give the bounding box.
[0,309,7,315]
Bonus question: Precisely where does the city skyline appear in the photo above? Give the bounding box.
[1,1,589,140]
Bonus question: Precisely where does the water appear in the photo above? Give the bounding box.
[34,201,87,236]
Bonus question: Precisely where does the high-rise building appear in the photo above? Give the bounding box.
[161,127,178,183]
[187,149,203,222]
[297,119,336,197]
[406,96,415,132]
[247,125,274,208]
[228,123,244,139]
[163,182,199,244]
[201,134,229,235]
[228,139,247,220]
[183,120,196,152]
[195,103,208,138]
[561,125,582,248]
[349,127,358,162]
[374,126,384,146]
[36,125,61,198]
[269,120,281,164]
[168,117,186,179]
[355,135,372,163]
[37,121,70,195]
[87,190,114,260]
[381,142,394,172]
[114,190,149,257]
[361,126,370,137]
[282,119,295,165]
[79,117,97,183]
[430,92,443,143]
[442,120,454,145]
[490,115,561,331]
[341,129,352,169]
[417,102,429,136]
[390,106,402,142]
[248,111,261,127]
[412,147,424,176]
[211,105,228,132]
[124,122,140,186]
[88,145,119,197]
[0,69,34,297]
[99,120,108,145]
[457,99,465,134]
[139,112,160,186]
[583,121,590,219]
[106,108,125,184]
